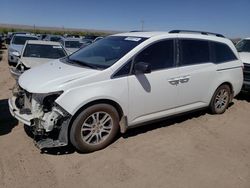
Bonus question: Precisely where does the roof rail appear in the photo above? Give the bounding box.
[129,30,143,32]
[169,30,225,38]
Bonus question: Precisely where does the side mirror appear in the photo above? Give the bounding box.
[134,62,151,74]
[12,51,21,58]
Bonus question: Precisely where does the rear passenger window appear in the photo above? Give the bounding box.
[135,40,174,71]
[213,42,237,63]
[180,39,210,66]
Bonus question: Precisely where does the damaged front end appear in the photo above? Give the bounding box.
[9,86,72,149]
[9,62,29,80]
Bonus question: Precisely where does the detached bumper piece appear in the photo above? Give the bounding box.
[8,97,32,125]
[9,67,22,80]
[34,117,71,150]
[35,139,67,149]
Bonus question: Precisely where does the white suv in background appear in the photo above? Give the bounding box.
[9,40,68,80]
[236,38,250,91]
[8,34,38,66]
[9,30,243,153]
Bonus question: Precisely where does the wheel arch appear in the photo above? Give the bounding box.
[217,82,234,101]
[67,99,124,140]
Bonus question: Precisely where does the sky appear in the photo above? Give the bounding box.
[0,0,250,38]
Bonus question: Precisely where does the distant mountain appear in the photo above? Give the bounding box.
[0,23,120,34]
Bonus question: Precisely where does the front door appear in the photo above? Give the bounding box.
[128,39,180,126]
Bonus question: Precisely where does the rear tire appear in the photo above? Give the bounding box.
[210,85,231,114]
[70,104,119,153]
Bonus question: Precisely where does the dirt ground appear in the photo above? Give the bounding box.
[0,48,250,188]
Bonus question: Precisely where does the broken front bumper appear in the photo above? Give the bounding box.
[9,96,32,125]
[9,67,22,81]
[8,96,72,149]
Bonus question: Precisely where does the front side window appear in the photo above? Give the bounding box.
[212,42,237,63]
[12,36,38,45]
[67,36,147,69]
[134,40,174,71]
[236,40,250,53]
[180,39,210,66]
[23,44,67,59]
[113,61,132,78]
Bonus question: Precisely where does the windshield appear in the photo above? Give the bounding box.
[13,36,38,45]
[65,40,81,48]
[236,40,250,52]
[23,44,67,59]
[68,36,146,69]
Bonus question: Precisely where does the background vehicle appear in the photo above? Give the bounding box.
[8,34,38,66]
[38,34,48,40]
[84,35,98,40]
[59,38,82,54]
[236,38,250,91]
[80,38,93,48]
[43,34,63,42]
[5,31,31,44]
[0,35,3,49]
[9,31,243,153]
[10,40,68,79]
[93,36,104,43]
[64,34,81,38]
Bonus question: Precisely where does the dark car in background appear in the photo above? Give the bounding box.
[44,34,63,42]
[0,34,3,49]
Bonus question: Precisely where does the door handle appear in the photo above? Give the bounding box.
[168,78,179,85]
[179,75,190,83]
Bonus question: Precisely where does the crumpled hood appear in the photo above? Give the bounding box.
[19,59,99,93]
[20,57,55,68]
[11,44,23,53]
[239,52,250,64]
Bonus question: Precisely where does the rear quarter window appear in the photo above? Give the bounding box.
[212,42,237,63]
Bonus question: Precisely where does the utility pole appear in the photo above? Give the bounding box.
[62,25,65,35]
[141,20,144,31]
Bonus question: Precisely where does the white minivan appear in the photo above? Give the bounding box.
[9,30,243,152]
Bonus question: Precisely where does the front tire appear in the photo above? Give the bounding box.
[70,104,119,153]
[210,85,231,114]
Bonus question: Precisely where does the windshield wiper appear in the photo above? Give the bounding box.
[67,57,100,69]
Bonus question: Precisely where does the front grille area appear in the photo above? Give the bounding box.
[243,63,250,82]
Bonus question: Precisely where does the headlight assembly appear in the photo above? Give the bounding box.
[32,91,64,112]
[9,48,18,53]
